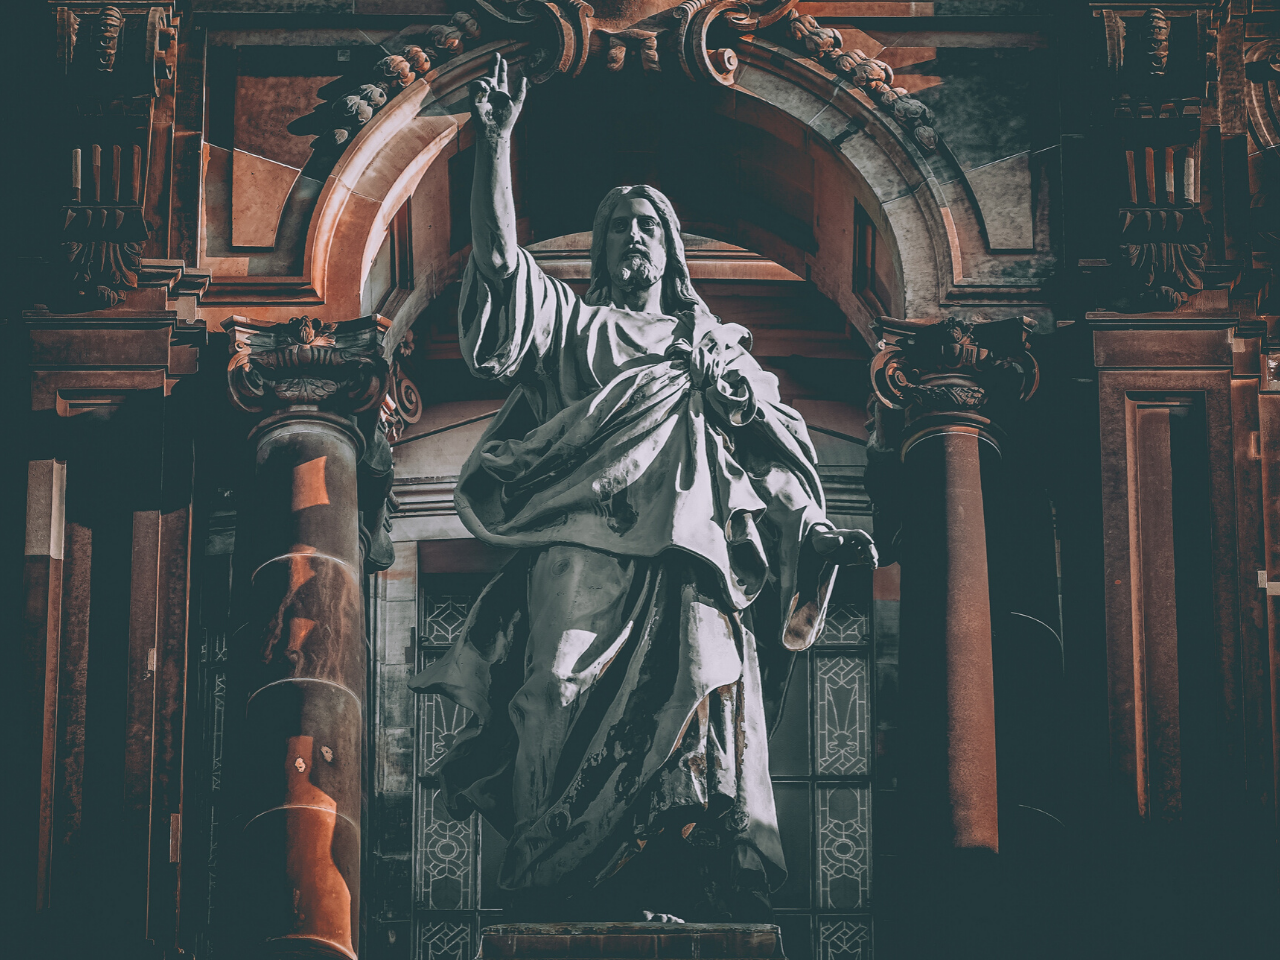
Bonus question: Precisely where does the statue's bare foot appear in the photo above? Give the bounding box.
[642,911,686,923]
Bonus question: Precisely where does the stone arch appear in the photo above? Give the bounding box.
[297,38,956,342]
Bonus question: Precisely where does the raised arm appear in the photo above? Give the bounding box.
[469,54,527,282]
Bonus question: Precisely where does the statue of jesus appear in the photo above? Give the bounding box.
[410,54,876,921]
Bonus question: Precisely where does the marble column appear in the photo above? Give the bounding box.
[867,315,1040,853]
[225,315,391,959]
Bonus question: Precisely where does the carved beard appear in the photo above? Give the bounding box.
[614,252,662,292]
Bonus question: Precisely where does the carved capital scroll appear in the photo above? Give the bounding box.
[869,315,1040,420]
[223,315,392,416]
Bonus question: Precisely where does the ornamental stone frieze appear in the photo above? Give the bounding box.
[314,1,941,158]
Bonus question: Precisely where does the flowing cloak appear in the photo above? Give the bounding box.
[409,248,839,899]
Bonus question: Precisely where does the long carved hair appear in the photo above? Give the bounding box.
[583,185,710,315]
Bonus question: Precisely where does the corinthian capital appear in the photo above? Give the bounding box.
[223,314,391,415]
[869,315,1040,418]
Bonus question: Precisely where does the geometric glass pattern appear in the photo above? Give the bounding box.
[816,602,869,645]
[819,920,872,960]
[817,785,871,910]
[422,596,473,646]
[413,586,485,960]
[419,921,473,960]
[419,689,474,772]
[769,565,876,958]
[415,789,476,910]
[815,657,869,775]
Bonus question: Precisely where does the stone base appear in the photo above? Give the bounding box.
[479,924,786,960]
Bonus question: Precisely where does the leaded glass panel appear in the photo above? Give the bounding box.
[415,789,476,910]
[817,785,871,910]
[815,656,869,776]
[419,920,473,960]
[819,919,873,960]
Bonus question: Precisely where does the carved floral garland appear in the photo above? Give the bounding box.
[329,11,483,146]
[783,11,938,153]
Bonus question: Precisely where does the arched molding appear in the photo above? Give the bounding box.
[285,37,962,339]
[303,41,525,329]
[729,37,953,326]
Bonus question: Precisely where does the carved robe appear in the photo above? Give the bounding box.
[409,248,838,912]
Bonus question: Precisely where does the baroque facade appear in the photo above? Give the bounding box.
[4,2,1278,958]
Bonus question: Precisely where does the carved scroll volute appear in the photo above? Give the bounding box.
[56,7,79,73]
[870,315,1040,419]
[525,0,584,82]
[675,0,795,86]
[224,315,392,416]
[473,0,592,82]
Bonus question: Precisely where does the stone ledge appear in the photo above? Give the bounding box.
[479,924,785,960]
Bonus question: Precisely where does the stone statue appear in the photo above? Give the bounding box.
[409,54,877,921]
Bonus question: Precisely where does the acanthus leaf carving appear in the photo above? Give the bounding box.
[869,315,1040,417]
[224,315,392,417]
[1123,241,1207,309]
[61,236,145,308]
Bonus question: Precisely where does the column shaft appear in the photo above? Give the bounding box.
[240,413,366,959]
[937,428,999,851]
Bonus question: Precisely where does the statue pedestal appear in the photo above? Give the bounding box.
[480,924,786,960]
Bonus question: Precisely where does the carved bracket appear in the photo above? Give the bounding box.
[379,329,424,443]
[49,2,180,310]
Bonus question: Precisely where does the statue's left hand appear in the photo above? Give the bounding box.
[810,527,879,568]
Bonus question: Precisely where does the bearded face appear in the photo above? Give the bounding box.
[604,196,668,297]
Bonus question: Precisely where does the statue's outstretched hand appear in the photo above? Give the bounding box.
[810,527,879,568]
[470,53,527,145]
